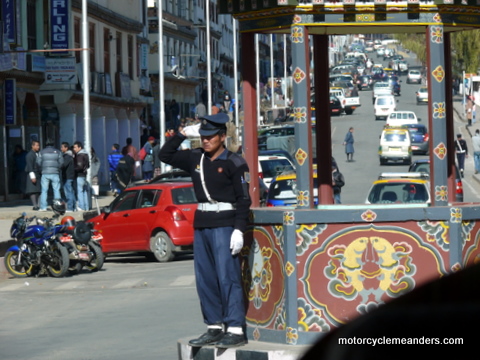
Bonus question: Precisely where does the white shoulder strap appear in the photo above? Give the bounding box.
[200,153,216,204]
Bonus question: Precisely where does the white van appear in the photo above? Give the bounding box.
[386,111,419,126]
[379,127,412,165]
[374,95,396,120]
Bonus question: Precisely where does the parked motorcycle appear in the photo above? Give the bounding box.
[4,209,70,278]
[58,216,104,274]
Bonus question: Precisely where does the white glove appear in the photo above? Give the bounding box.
[230,229,244,256]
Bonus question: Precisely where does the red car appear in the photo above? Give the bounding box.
[87,181,197,262]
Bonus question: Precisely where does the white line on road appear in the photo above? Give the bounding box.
[0,283,28,291]
[111,278,144,289]
[169,275,195,287]
[54,281,88,290]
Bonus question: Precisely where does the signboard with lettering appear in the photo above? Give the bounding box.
[50,0,69,54]
[2,0,16,44]
[4,79,16,125]
[45,57,77,84]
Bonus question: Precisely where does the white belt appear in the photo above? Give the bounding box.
[197,202,235,212]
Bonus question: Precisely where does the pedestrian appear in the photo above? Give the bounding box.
[73,141,90,211]
[122,137,140,178]
[223,91,231,113]
[170,99,180,130]
[88,147,101,209]
[343,127,355,162]
[142,136,156,181]
[108,143,123,195]
[196,101,207,119]
[332,165,345,204]
[159,113,251,349]
[37,138,64,211]
[466,96,474,127]
[152,140,162,178]
[60,142,76,212]
[115,148,135,192]
[25,140,42,210]
[12,144,27,195]
[472,129,480,174]
[455,133,468,177]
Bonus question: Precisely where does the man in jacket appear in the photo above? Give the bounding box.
[73,141,90,211]
[37,139,64,211]
[455,133,468,177]
[25,140,42,210]
[473,129,480,174]
[61,142,76,212]
[108,143,123,195]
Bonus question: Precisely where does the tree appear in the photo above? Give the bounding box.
[394,30,480,76]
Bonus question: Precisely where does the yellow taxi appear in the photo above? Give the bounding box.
[265,170,318,207]
[379,125,412,165]
[365,173,430,205]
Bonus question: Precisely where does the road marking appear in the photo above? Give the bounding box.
[170,275,195,287]
[54,281,88,290]
[111,278,143,289]
[0,283,27,291]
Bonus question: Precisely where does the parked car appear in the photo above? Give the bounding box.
[374,95,397,120]
[408,159,464,202]
[258,125,295,151]
[365,173,430,204]
[416,87,429,104]
[259,149,295,164]
[266,172,319,207]
[407,69,422,84]
[87,182,197,262]
[259,155,295,188]
[385,111,420,126]
[405,124,429,155]
[378,126,412,165]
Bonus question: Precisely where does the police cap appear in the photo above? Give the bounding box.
[199,113,229,136]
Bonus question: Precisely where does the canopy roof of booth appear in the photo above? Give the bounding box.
[220,1,480,34]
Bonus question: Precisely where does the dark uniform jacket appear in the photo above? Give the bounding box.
[62,151,75,181]
[159,133,251,232]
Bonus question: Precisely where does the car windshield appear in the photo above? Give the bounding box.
[261,159,294,179]
[377,97,394,105]
[269,178,319,201]
[408,127,426,135]
[383,132,408,142]
[368,183,428,204]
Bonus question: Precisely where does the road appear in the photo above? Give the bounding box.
[331,52,480,204]
[1,50,478,360]
[0,253,205,360]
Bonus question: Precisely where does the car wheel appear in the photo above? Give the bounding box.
[345,109,353,115]
[149,231,175,262]
[380,158,386,165]
[405,158,412,166]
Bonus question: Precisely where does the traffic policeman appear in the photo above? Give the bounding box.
[159,113,251,348]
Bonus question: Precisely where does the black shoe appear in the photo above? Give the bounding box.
[188,329,224,347]
[215,332,245,348]
[32,206,39,211]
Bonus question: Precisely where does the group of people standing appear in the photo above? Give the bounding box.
[24,139,99,212]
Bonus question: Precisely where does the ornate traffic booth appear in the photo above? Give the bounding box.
[220,0,480,348]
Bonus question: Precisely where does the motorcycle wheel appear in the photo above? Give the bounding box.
[46,243,70,278]
[68,261,84,275]
[4,250,34,278]
[84,242,104,271]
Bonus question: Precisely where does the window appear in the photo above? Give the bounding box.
[172,187,197,204]
[111,191,137,212]
[89,22,96,72]
[74,17,81,63]
[27,0,37,50]
[104,28,110,74]
[138,190,158,208]
[128,35,133,79]
[116,33,122,73]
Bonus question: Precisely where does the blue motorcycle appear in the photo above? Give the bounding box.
[4,213,70,278]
